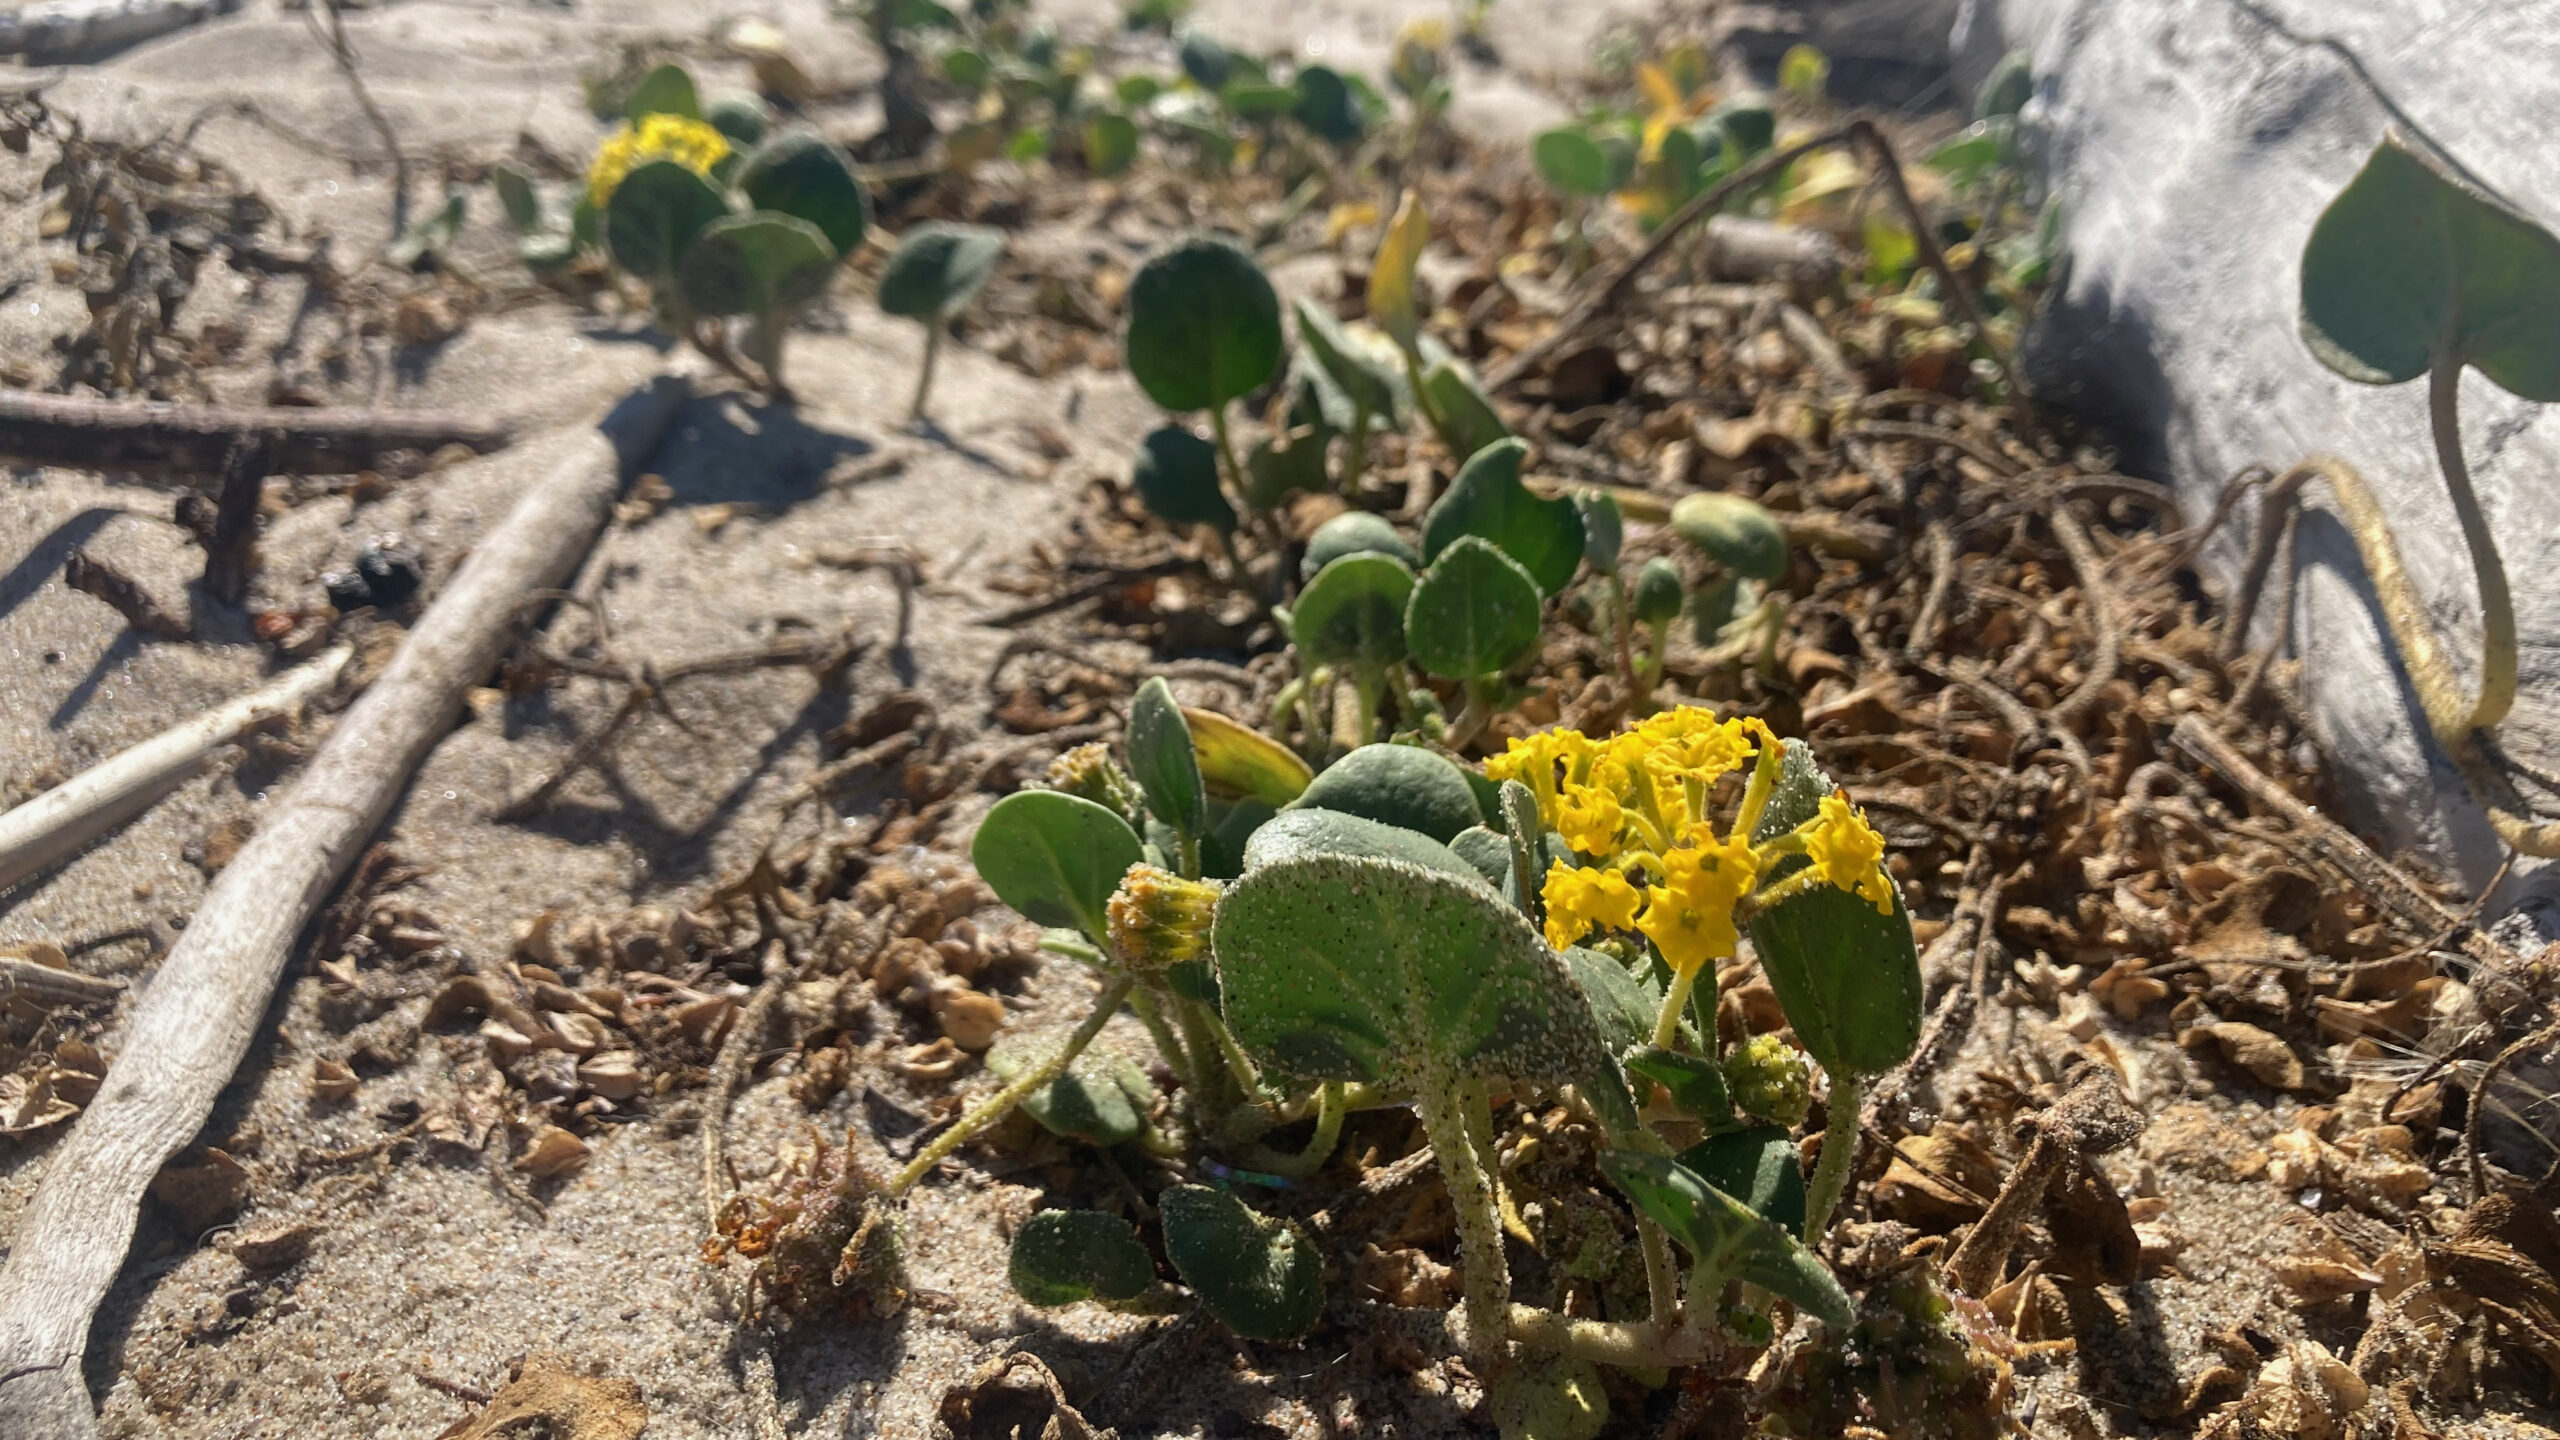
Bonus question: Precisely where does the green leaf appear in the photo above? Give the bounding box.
[970,790,1145,942]
[623,61,701,122]
[1631,557,1684,626]
[1295,298,1400,422]
[1221,79,1297,119]
[941,44,993,89]
[1974,51,2033,122]
[1128,676,1209,838]
[1533,128,1613,198]
[1418,358,1512,464]
[1293,64,1363,144]
[877,220,1005,321]
[1159,1184,1322,1341]
[1625,1045,1731,1122]
[385,186,468,269]
[706,95,772,149]
[1184,706,1311,808]
[1420,438,1584,596]
[1200,796,1278,881]
[1176,29,1234,89]
[1126,235,1285,412]
[491,165,541,234]
[604,161,730,282]
[1302,511,1417,580]
[988,1038,1152,1145]
[1677,1125,1806,1234]
[1599,1150,1851,1327]
[677,212,837,318]
[1009,1209,1156,1305]
[1131,424,1236,535]
[734,131,870,257]
[1670,492,1789,583]
[1289,742,1485,844]
[1710,96,1776,157]
[1924,119,2014,192]
[1449,825,1512,890]
[1564,945,1661,1055]
[1745,738,1922,1077]
[1241,426,1329,510]
[1006,126,1050,163]
[1291,552,1413,677]
[1407,535,1544,680]
[1862,214,1919,287]
[1211,852,1611,1092]
[1243,808,1486,890]
[2299,132,2560,400]
[1085,110,1140,176]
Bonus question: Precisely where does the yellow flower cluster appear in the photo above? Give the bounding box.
[586,113,732,209]
[1487,707,1895,975]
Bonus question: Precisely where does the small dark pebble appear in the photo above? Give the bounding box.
[324,535,426,612]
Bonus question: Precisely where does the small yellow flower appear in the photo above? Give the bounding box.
[1804,790,1894,915]
[1636,832,1758,973]
[1106,864,1222,971]
[1555,766,1627,856]
[1541,863,1641,950]
[587,112,732,209]
[1485,728,1596,829]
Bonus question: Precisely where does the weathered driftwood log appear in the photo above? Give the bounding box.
[0,389,514,478]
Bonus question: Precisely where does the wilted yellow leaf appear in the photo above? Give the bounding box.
[1369,191,1429,351]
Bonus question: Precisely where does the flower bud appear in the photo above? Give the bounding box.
[1723,1032,1811,1128]
[1043,742,1143,824]
[1106,865,1221,972]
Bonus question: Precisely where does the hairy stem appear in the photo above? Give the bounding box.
[1343,399,1371,496]
[1801,1071,1865,1242]
[1128,982,1196,1100]
[891,974,1133,1195]
[1652,962,1704,1051]
[1415,1072,1512,1373]
[910,323,942,423]
[2429,350,2517,735]
[1257,1081,1347,1180]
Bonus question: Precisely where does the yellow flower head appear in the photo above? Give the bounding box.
[1555,763,1628,857]
[1636,832,1758,974]
[1541,862,1642,950]
[1805,790,1894,915]
[587,113,732,209]
[1485,728,1597,829]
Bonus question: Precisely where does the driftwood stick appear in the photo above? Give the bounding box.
[0,389,513,478]
[0,954,123,1009]
[0,643,351,892]
[0,375,689,1440]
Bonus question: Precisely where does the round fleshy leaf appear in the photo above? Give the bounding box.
[1160,1184,1321,1342]
[1574,492,1624,574]
[2299,132,2560,400]
[1418,356,1511,462]
[1131,425,1235,535]
[1677,1125,1807,1234]
[988,1039,1153,1146]
[623,61,701,121]
[1293,64,1362,144]
[1419,438,1583,596]
[604,160,731,282]
[1744,738,1922,1078]
[1301,511,1416,580]
[1489,1351,1609,1440]
[1241,808,1486,887]
[1127,676,1209,838]
[1533,128,1612,197]
[970,790,1145,942]
[1290,552,1412,677]
[1125,235,1283,412]
[1711,96,1776,156]
[1289,742,1484,844]
[677,211,836,318]
[1009,1209,1155,1306]
[736,131,871,256]
[1631,557,1685,626]
[1242,426,1329,510]
[1406,535,1543,681]
[1177,30,1234,90]
[1671,492,1789,583]
[1210,851,1610,1093]
[707,95,772,149]
[1085,110,1139,177]
[1564,946,1662,1056]
[877,220,1004,322]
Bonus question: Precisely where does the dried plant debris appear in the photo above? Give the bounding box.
[431,1353,647,1440]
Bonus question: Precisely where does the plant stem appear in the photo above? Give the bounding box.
[910,322,942,423]
[1800,1070,1864,1242]
[1443,677,1495,752]
[1173,994,1237,1120]
[1342,399,1371,496]
[1637,1219,1681,1331]
[1209,401,1246,499]
[2428,349,2518,735]
[1607,573,1639,697]
[1507,1305,1710,1369]
[889,974,1134,1196]
[1129,981,1196,1099]
[1652,962,1705,1050]
[1258,1081,1348,1179]
[1415,1071,1512,1373]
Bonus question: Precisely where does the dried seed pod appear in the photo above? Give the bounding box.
[931,985,1006,1052]
[516,1124,590,1179]
[513,910,561,966]
[578,1050,644,1101]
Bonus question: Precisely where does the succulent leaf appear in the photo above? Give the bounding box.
[1406,535,1544,681]
[877,220,1005,321]
[1290,553,1413,678]
[1125,234,1283,412]
[603,160,730,282]
[1159,1184,1322,1341]
[1600,1150,1851,1326]
[1670,492,1789,583]
[1127,677,1210,839]
[1009,1209,1155,1306]
[1131,424,1236,535]
[970,790,1146,944]
[676,211,836,318]
[1289,743,1485,843]
[1744,739,1922,1078]
[1420,438,1584,595]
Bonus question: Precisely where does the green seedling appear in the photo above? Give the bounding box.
[1128,677,1211,871]
[2291,132,2560,853]
[1294,298,1400,493]
[1126,235,1284,495]
[1160,1183,1323,1340]
[1286,741,1484,844]
[1974,51,2033,122]
[1670,492,1790,677]
[1777,44,1829,105]
[1600,1150,1851,1327]
[987,1036,1157,1146]
[1293,64,1364,144]
[1289,552,1414,750]
[1085,109,1141,176]
[1009,1208,1156,1306]
[1301,510,1417,580]
[877,221,1006,422]
[623,61,700,122]
[1630,556,1685,685]
[707,95,772,148]
[1408,536,1545,746]
[1422,438,1586,596]
[1132,424,1237,542]
[385,185,467,271]
[1416,351,1512,463]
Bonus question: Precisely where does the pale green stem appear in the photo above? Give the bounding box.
[1209,401,1246,501]
[1652,962,1706,1051]
[2428,348,2517,735]
[1800,1071,1864,1242]
[1342,398,1372,496]
[1172,995,1235,1120]
[910,321,942,422]
[1129,982,1196,1099]
[891,974,1135,1195]
[1638,1219,1680,1332]
[1175,832,1202,882]
[1507,1305,1713,1369]
[1256,1081,1347,1180]
[1415,1072,1512,1372]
